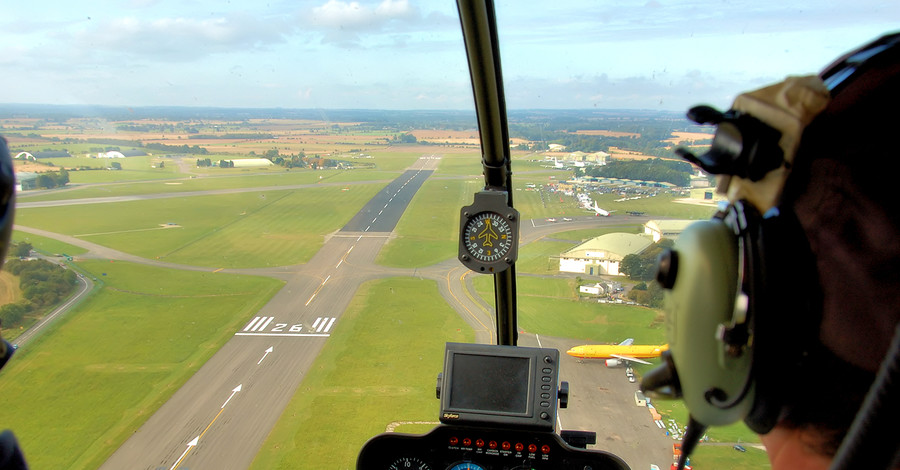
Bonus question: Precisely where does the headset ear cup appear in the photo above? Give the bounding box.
[743,208,820,433]
[651,214,756,426]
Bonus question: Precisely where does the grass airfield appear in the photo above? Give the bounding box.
[2,125,766,469]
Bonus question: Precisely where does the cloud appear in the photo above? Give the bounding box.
[306,0,444,46]
[310,0,416,29]
[69,12,292,61]
[503,71,767,111]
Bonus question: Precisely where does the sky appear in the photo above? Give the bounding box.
[1,0,897,111]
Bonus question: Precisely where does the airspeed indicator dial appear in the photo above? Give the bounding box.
[459,191,519,273]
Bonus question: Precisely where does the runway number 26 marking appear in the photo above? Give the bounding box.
[235,316,336,337]
[271,323,304,332]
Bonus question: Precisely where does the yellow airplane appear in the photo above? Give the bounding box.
[566,339,669,367]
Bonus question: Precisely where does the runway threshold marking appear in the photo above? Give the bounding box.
[243,316,274,332]
[311,316,337,333]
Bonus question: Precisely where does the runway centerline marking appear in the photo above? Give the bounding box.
[305,276,331,306]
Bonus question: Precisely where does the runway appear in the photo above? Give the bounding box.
[100,156,439,469]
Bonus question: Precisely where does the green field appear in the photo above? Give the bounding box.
[11,230,89,256]
[377,177,483,267]
[473,275,665,343]
[0,260,283,469]
[18,168,372,202]
[16,184,386,268]
[250,277,473,469]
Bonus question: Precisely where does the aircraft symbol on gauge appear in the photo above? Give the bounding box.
[458,191,519,273]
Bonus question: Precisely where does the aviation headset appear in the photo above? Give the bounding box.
[641,32,900,469]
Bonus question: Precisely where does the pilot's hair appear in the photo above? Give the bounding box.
[777,38,900,454]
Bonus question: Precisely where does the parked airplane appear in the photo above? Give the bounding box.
[543,157,566,169]
[587,201,613,217]
[566,339,668,367]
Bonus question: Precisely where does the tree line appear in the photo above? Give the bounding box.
[619,239,674,308]
[188,133,274,140]
[33,169,70,189]
[580,158,693,187]
[1,246,79,328]
[145,142,208,154]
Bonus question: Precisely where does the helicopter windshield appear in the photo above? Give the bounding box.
[0,1,894,469]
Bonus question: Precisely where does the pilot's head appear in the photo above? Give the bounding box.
[769,36,900,463]
[643,32,900,469]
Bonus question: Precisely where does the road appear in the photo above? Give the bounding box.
[11,270,92,347]
[16,156,671,470]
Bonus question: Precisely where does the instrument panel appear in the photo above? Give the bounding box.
[357,424,630,470]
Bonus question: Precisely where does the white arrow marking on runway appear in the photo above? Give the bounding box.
[257,346,274,365]
[222,384,242,409]
[170,436,198,470]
